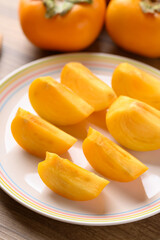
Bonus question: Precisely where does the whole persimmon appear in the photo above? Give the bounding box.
[19,0,106,51]
[105,0,160,58]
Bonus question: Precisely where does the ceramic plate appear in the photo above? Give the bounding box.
[0,53,160,226]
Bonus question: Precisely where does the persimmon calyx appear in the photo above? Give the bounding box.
[140,0,160,14]
[43,0,92,18]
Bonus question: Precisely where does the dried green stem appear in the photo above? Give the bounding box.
[140,0,160,14]
[43,0,92,18]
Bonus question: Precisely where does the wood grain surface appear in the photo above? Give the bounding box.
[0,0,160,239]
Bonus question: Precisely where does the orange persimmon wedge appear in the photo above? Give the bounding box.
[29,76,94,126]
[83,128,148,182]
[61,62,116,111]
[38,152,109,201]
[106,96,160,151]
[111,63,160,110]
[11,108,77,158]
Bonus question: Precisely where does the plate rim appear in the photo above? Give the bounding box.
[1,52,160,87]
[1,179,160,226]
[0,52,160,226]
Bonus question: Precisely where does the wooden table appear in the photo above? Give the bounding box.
[0,1,160,239]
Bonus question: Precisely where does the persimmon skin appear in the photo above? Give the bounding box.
[19,0,106,51]
[105,0,160,58]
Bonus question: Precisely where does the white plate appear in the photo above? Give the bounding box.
[0,53,160,226]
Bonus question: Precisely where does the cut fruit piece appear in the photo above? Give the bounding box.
[112,63,160,110]
[83,128,148,182]
[29,76,94,126]
[38,152,109,201]
[61,62,116,111]
[106,96,160,151]
[11,108,77,158]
